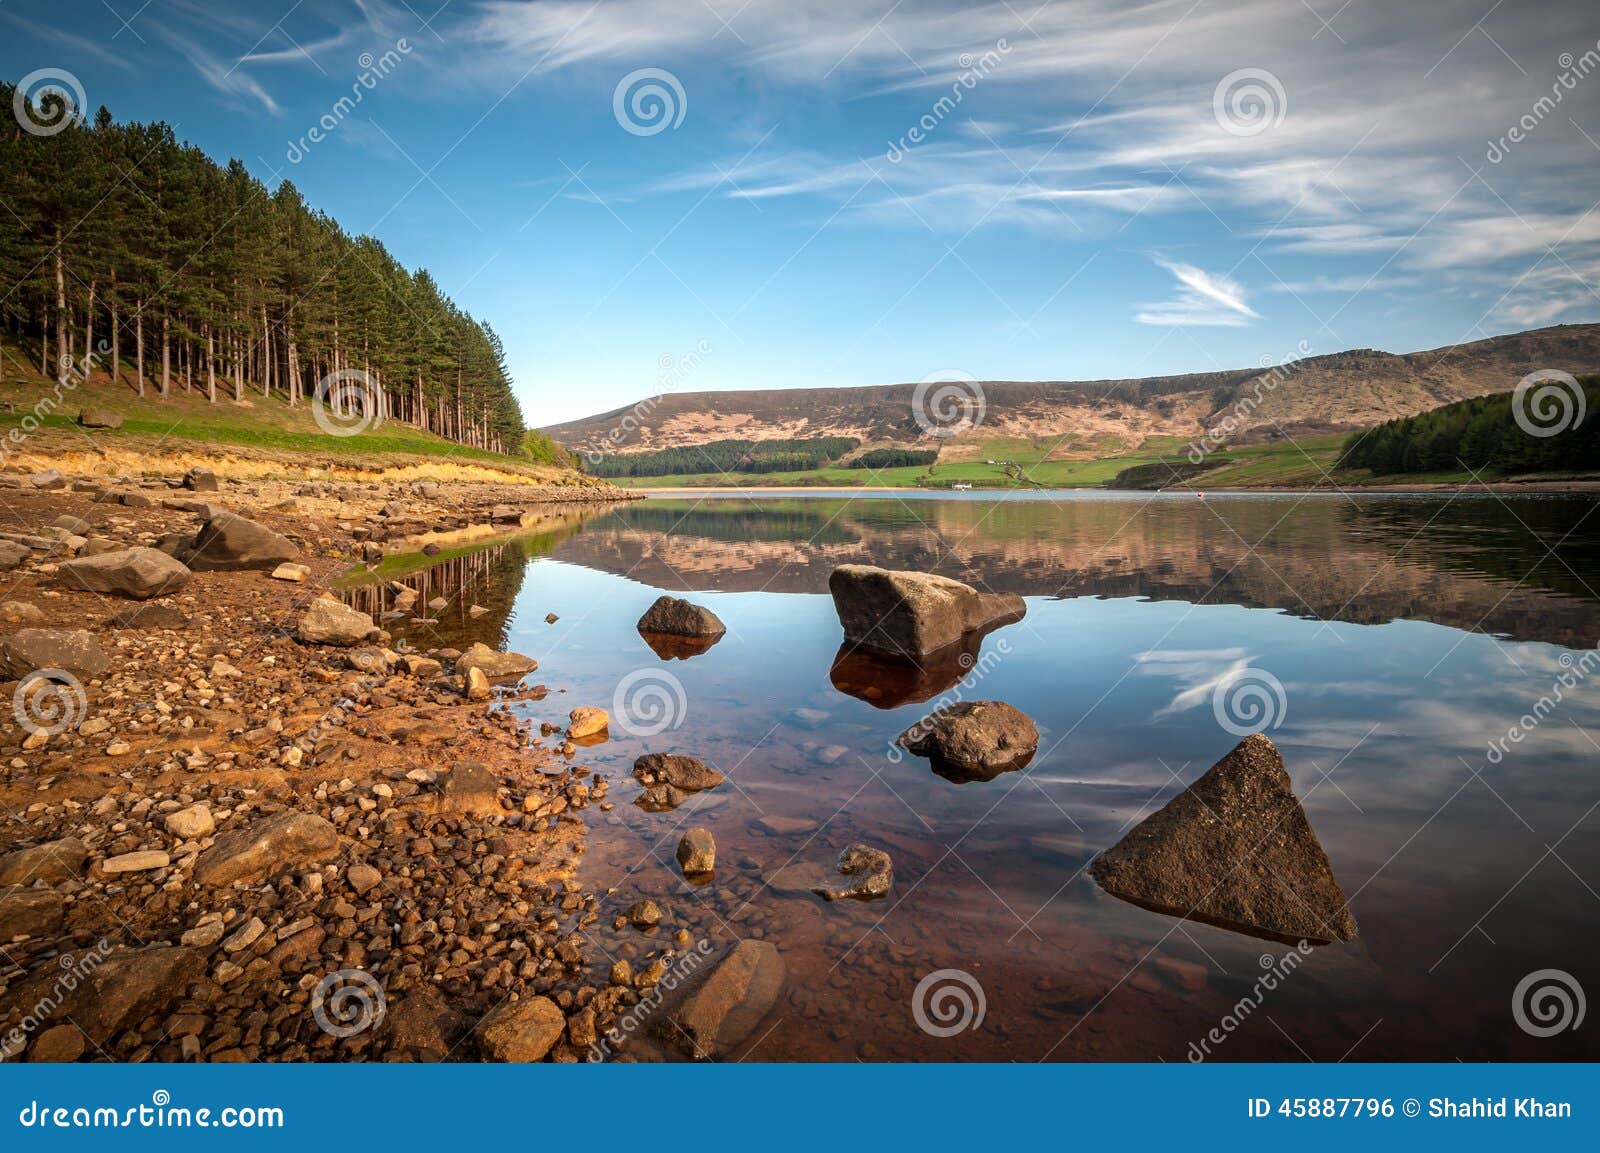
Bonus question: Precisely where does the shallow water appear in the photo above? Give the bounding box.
[350,492,1600,1061]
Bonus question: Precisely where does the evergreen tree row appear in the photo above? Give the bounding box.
[0,83,533,455]
[1338,377,1600,475]
[845,447,938,469]
[587,437,861,477]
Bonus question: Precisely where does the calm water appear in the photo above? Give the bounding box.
[350,492,1600,1061]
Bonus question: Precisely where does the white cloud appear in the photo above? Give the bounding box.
[1135,258,1260,327]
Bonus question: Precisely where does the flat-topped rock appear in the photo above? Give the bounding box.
[659,940,785,1059]
[194,811,338,887]
[0,628,111,679]
[297,597,380,646]
[455,642,537,680]
[183,511,298,571]
[637,595,726,638]
[828,564,1025,658]
[1090,735,1357,944]
[56,547,191,600]
[633,753,725,792]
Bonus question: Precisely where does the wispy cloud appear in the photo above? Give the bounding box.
[1135,258,1260,327]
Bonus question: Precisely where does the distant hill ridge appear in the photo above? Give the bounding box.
[543,324,1600,459]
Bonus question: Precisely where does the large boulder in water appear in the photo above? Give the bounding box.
[828,565,1024,658]
[1090,735,1357,944]
[897,700,1038,780]
[637,595,726,638]
[183,511,298,571]
[56,547,191,600]
[455,642,537,680]
[633,753,724,792]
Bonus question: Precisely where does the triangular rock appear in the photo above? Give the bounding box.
[1090,735,1356,944]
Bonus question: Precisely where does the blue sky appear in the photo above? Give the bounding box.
[5,0,1598,424]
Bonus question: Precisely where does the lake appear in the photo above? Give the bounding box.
[347,491,1600,1061]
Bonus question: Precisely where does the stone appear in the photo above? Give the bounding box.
[442,761,502,818]
[28,469,67,490]
[0,838,87,886]
[464,666,490,701]
[827,564,1025,658]
[109,603,189,630]
[817,845,893,901]
[183,511,298,571]
[0,886,65,939]
[455,642,537,680]
[0,628,111,679]
[101,850,170,874]
[476,995,565,1062]
[659,940,785,1059]
[0,600,45,623]
[754,815,819,836]
[28,1024,86,1062]
[297,597,379,647]
[52,514,92,535]
[1089,735,1357,944]
[676,828,715,875]
[627,899,663,928]
[632,753,725,792]
[637,595,727,638]
[56,547,191,600]
[897,700,1038,779]
[567,707,609,739]
[0,945,203,1048]
[347,863,382,895]
[182,466,219,492]
[0,541,29,570]
[221,916,265,953]
[164,805,215,839]
[382,987,462,1061]
[271,563,311,582]
[636,784,689,812]
[194,811,339,887]
[77,407,123,429]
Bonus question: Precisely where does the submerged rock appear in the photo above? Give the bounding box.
[828,564,1024,658]
[476,995,565,1062]
[56,547,191,600]
[637,595,726,638]
[1089,734,1357,944]
[767,844,893,902]
[829,636,983,709]
[897,700,1038,780]
[568,707,609,740]
[659,940,785,1060]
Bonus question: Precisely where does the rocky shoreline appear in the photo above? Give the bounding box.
[0,466,717,1063]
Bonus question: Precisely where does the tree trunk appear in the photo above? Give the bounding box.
[82,279,96,373]
[109,270,119,386]
[160,312,170,396]
[135,305,145,397]
[206,328,216,403]
[53,227,68,383]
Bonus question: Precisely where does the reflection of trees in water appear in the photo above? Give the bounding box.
[608,501,860,545]
[560,496,1600,647]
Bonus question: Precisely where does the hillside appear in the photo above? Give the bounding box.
[544,324,1600,467]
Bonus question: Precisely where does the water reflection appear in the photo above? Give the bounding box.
[338,492,1600,1062]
